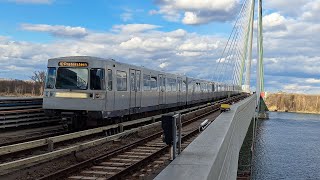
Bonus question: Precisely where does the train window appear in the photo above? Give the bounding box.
[143,74,150,91]
[196,83,200,92]
[182,80,187,92]
[166,78,171,92]
[136,71,141,91]
[166,78,177,92]
[45,67,56,89]
[177,79,181,92]
[90,69,105,90]
[163,78,166,90]
[188,81,193,92]
[130,72,135,91]
[172,79,177,91]
[56,68,88,90]
[116,71,127,91]
[107,69,112,91]
[212,84,215,92]
[150,76,158,91]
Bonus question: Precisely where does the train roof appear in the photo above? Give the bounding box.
[48,56,185,78]
[48,56,235,86]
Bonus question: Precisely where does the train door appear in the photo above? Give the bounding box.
[106,68,115,112]
[177,77,182,104]
[192,82,195,102]
[129,69,141,109]
[159,74,166,104]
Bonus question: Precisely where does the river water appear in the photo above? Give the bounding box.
[252,112,320,180]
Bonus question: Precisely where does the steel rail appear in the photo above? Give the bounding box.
[38,94,248,180]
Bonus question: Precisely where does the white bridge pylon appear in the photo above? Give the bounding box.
[212,0,264,95]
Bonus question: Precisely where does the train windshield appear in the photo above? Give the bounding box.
[45,67,56,89]
[55,68,88,90]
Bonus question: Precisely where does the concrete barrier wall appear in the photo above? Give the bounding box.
[155,95,257,180]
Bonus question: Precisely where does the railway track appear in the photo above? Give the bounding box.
[65,128,199,180]
[0,125,67,147]
[66,121,202,180]
[0,94,248,179]
[36,95,247,180]
[0,96,236,145]
[0,97,61,129]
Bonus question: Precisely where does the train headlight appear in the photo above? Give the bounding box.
[94,93,105,99]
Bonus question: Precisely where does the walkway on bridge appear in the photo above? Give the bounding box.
[155,95,256,180]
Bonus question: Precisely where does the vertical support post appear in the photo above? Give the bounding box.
[151,117,155,123]
[250,113,258,178]
[47,139,54,152]
[172,115,177,160]
[177,114,182,154]
[119,124,124,133]
[170,146,173,161]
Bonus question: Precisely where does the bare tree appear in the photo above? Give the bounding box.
[30,71,46,95]
[30,71,46,83]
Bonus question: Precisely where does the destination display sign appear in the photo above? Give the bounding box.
[58,62,89,67]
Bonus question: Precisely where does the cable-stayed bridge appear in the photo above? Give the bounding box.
[156,0,267,179]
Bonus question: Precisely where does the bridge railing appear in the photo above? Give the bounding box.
[155,95,257,180]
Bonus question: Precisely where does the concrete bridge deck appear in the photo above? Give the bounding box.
[155,95,257,180]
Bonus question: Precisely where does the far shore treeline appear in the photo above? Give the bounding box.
[265,92,320,114]
[0,71,45,97]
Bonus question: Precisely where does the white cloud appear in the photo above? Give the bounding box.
[21,24,88,38]
[119,37,143,49]
[8,0,53,4]
[159,62,169,68]
[0,36,9,41]
[149,6,181,22]
[182,12,205,25]
[0,27,228,80]
[265,0,309,16]
[165,29,187,37]
[151,0,240,25]
[112,24,161,33]
[281,83,320,94]
[301,0,320,22]
[119,36,178,52]
[305,78,320,84]
[176,51,202,57]
[262,12,287,31]
[178,41,219,51]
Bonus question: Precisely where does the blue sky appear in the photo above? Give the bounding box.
[0,0,319,94]
[0,0,232,42]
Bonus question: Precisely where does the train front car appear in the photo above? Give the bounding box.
[43,56,107,129]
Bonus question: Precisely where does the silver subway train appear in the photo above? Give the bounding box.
[43,56,242,128]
